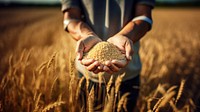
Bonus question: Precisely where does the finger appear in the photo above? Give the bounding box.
[125,41,133,61]
[75,41,84,60]
[97,64,104,71]
[103,65,113,74]
[86,61,100,71]
[104,61,119,72]
[110,63,120,72]
[81,58,95,66]
[104,61,111,66]
[93,68,101,74]
[111,59,127,68]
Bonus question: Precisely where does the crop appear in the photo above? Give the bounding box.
[0,7,199,112]
[85,42,126,63]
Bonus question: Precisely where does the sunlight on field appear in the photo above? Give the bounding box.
[0,7,199,112]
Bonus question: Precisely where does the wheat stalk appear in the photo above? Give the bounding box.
[175,79,186,104]
[47,52,57,69]
[117,93,130,112]
[106,75,113,94]
[103,87,114,112]
[154,91,176,112]
[88,86,94,112]
[122,97,128,112]
[115,73,125,95]
[76,77,85,100]
[42,101,65,112]
[50,75,59,99]
[33,93,42,112]
[153,97,164,111]
[114,73,125,111]
[167,86,177,93]
[159,91,176,107]
[169,100,179,112]
[147,98,153,111]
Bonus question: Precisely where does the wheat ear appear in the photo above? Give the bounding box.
[88,86,94,112]
[175,79,186,104]
[160,91,176,107]
[42,101,65,112]
[153,97,164,111]
[117,93,130,112]
[33,93,42,112]
[103,87,115,112]
[47,52,57,68]
[76,77,85,100]
[106,75,113,93]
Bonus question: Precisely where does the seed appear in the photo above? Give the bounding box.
[85,42,126,63]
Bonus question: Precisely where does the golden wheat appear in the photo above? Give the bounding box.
[0,8,199,112]
[117,93,130,112]
[76,77,85,100]
[175,79,186,104]
[103,87,115,112]
[42,101,65,112]
[88,86,94,112]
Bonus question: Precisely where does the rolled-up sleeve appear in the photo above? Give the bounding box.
[136,0,155,8]
[61,0,81,12]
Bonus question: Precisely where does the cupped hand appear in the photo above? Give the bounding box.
[76,35,103,74]
[81,58,104,74]
[107,34,134,60]
[104,34,134,74]
[103,59,127,74]
[76,35,101,60]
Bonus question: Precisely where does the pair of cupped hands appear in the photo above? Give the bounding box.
[76,34,134,74]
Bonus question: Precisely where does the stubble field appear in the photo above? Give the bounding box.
[0,7,200,112]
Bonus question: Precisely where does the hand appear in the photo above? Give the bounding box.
[81,58,104,74]
[76,35,101,60]
[103,60,127,74]
[105,34,134,74]
[76,36,104,74]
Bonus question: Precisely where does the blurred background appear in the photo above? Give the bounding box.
[0,0,199,112]
[0,0,200,6]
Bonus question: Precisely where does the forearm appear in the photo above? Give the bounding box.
[66,20,97,40]
[63,8,98,41]
[117,20,150,43]
[116,4,153,43]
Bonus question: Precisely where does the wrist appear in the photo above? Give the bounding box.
[63,18,80,32]
[132,16,152,31]
[82,35,102,42]
[113,34,130,40]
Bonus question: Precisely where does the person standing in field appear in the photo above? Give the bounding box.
[61,0,155,111]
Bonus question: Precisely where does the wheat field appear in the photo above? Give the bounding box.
[0,7,200,112]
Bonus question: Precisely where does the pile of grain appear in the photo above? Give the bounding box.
[85,42,126,63]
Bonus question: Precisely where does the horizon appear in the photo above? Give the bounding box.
[0,0,199,5]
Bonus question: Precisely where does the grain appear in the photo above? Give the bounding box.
[85,42,126,63]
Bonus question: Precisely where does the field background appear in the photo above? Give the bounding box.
[0,7,200,112]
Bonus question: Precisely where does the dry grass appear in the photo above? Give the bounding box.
[0,7,200,112]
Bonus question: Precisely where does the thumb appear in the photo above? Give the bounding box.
[125,41,133,61]
[75,41,84,60]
